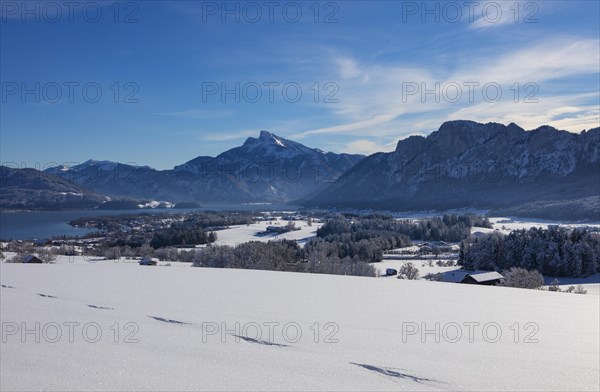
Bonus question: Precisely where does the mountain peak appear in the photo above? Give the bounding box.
[531,125,560,133]
[245,130,288,147]
[431,120,529,146]
[438,120,481,130]
[259,130,273,140]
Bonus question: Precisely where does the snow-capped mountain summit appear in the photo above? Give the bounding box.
[172,131,364,202]
[257,130,286,146]
[46,131,364,204]
[214,131,345,162]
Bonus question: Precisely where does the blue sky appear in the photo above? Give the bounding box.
[1,0,599,169]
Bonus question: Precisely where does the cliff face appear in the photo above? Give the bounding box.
[305,121,600,212]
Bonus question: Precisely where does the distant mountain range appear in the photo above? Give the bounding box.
[44,131,364,204]
[0,166,109,210]
[2,122,598,220]
[302,120,599,220]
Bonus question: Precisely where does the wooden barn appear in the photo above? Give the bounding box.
[23,255,43,264]
[461,271,504,286]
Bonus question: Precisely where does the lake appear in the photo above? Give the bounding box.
[0,204,296,240]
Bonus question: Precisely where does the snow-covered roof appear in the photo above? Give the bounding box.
[465,271,504,282]
[23,255,43,263]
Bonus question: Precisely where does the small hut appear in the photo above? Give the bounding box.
[461,271,504,286]
[385,268,398,276]
[139,257,157,266]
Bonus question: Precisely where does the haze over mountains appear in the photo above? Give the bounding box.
[1,121,598,220]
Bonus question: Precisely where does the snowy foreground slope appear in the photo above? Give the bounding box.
[1,262,599,391]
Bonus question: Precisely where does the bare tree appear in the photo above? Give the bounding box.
[398,262,420,280]
[37,248,57,263]
[501,268,544,289]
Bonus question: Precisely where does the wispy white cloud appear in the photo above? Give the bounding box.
[343,139,398,155]
[200,129,257,142]
[291,36,599,142]
[453,39,600,83]
[446,93,600,131]
[336,57,361,80]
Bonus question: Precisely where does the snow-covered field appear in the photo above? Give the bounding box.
[373,258,463,279]
[1,261,598,391]
[482,217,600,235]
[543,274,600,297]
[382,215,600,238]
[196,219,322,248]
[373,258,600,294]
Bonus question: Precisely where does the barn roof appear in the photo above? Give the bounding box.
[465,271,504,282]
[23,255,42,263]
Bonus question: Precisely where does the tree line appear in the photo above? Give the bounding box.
[191,240,378,277]
[189,214,490,277]
[150,212,253,248]
[311,214,490,263]
[459,227,600,277]
[318,214,490,242]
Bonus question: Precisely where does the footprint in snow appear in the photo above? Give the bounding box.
[37,293,58,298]
[236,335,289,347]
[87,304,114,310]
[350,363,438,384]
[148,316,190,325]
